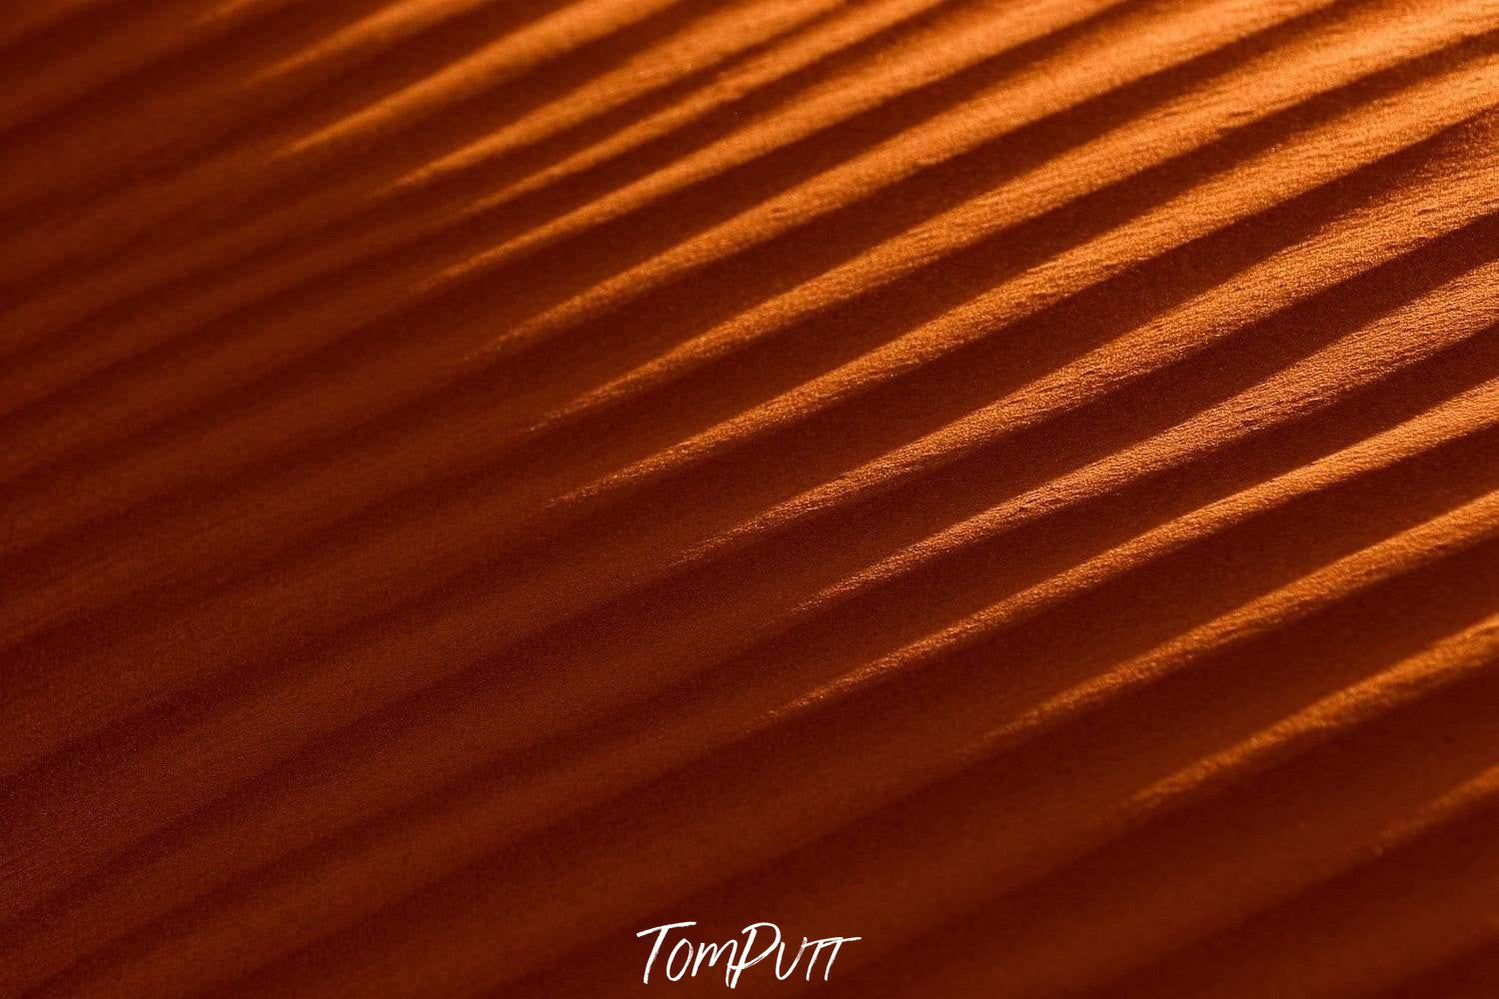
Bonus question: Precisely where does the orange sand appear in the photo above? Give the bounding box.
[2,0,1499,995]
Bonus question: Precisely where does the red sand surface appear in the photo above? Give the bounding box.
[3,1,1499,995]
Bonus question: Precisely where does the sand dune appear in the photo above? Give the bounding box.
[2,0,1498,995]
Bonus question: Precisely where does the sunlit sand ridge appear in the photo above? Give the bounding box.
[2,0,1498,995]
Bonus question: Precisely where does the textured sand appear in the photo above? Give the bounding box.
[2,0,1499,995]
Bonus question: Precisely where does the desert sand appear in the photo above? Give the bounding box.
[2,0,1499,995]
